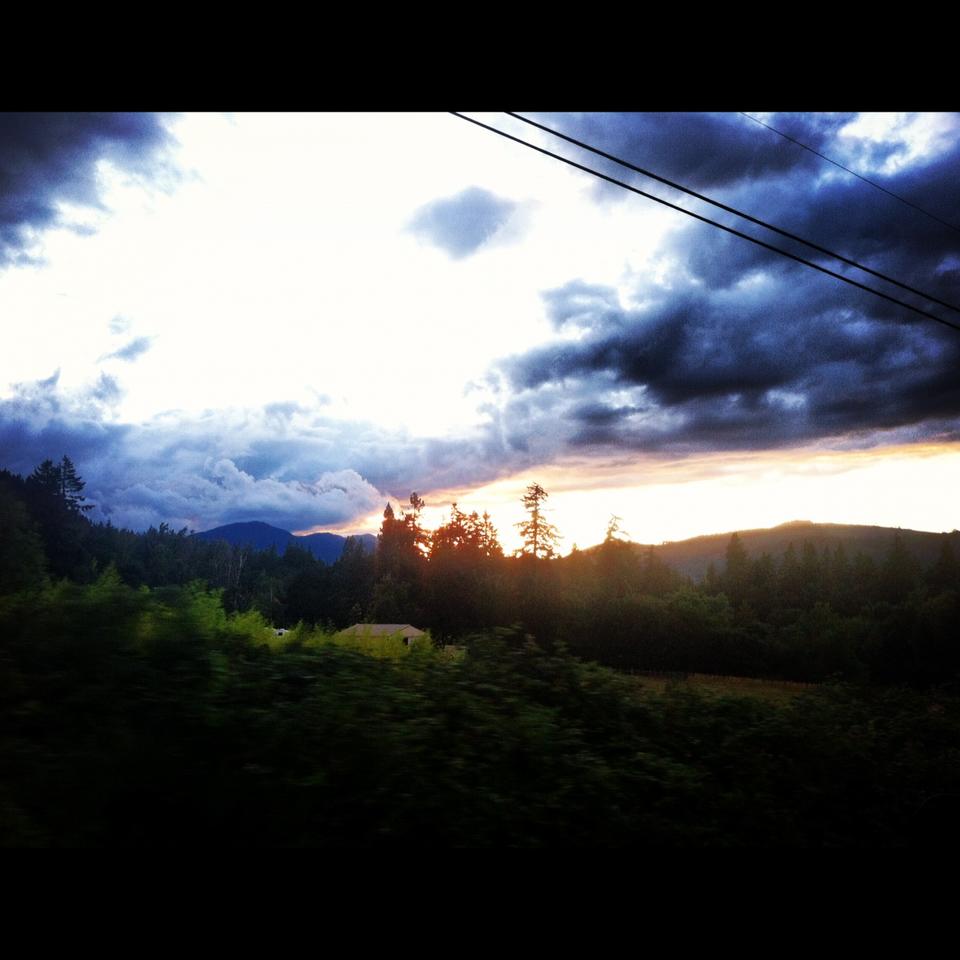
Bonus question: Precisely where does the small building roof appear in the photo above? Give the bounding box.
[343,623,426,638]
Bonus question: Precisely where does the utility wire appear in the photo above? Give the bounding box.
[508,111,960,317]
[450,112,960,335]
[739,112,960,236]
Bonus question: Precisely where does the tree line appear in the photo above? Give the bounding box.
[4,459,960,846]
[2,461,959,687]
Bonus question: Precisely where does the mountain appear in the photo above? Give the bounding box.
[194,518,957,578]
[635,520,959,581]
[298,531,377,564]
[193,521,376,564]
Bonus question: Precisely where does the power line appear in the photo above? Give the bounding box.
[450,112,960,335]
[739,111,960,236]
[507,111,960,317]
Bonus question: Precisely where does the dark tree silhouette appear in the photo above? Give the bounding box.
[27,455,92,513]
[373,496,428,623]
[928,539,960,593]
[60,455,93,513]
[29,459,61,496]
[0,483,48,593]
[428,503,506,640]
[516,483,560,560]
[605,514,627,543]
[723,532,749,604]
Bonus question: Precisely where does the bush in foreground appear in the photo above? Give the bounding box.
[2,580,959,846]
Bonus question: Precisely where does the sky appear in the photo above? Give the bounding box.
[2,111,959,552]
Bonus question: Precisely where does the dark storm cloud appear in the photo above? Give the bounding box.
[531,112,857,198]
[676,140,960,304]
[500,273,960,454]
[99,336,154,363]
[494,112,960,456]
[0,113,173,267]
[407,186,520,258]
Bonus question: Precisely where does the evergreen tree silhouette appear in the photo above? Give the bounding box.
[60,455,93,513]
[30,459,61,497]
[515,483,560,559]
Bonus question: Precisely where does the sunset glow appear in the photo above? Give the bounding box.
[2,111,958,546]
[324,441,960,554]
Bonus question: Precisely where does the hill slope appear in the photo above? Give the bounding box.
[637,521,958,580]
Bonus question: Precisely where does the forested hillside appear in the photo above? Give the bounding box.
[4,459,960,846]
[647,520,959,581]
[3,461,960,687]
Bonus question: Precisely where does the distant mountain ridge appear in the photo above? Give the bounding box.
[634,520,959,581]
[193,521,376,564]
[195,518,958,578]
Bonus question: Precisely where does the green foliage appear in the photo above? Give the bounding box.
[4,458,960,689]
[3,583,960,847]
[0,485,48,595]
[326,626,434,660]
[723,532,749,602]
[5,456,960,846]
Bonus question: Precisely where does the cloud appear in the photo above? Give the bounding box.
[0,372,132,474]
[496,273,960,455]
[90,373,123,406]
[407,186,520,258]
[527,112,857,201]
[7,113,957,526]
[99,336,154,363]
[0,373,540,532]
[488,112,960,457]
[0,113,173,267]
[109,316,132,335]
[110,460,384,533]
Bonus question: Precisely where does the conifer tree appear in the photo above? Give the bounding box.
[928,538,960,593]
[799,540,822,608]
[779,542,801,608]
[375,496,428,623]
[515,483,560,559]
[59,455,93,513]
[479,511,503,559]
[723,532,750,603]
[881,531,917,603]
[28,456,93,513]
[30,459,61,496]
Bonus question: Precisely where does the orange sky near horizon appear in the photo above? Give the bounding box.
[309,440,960,554]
